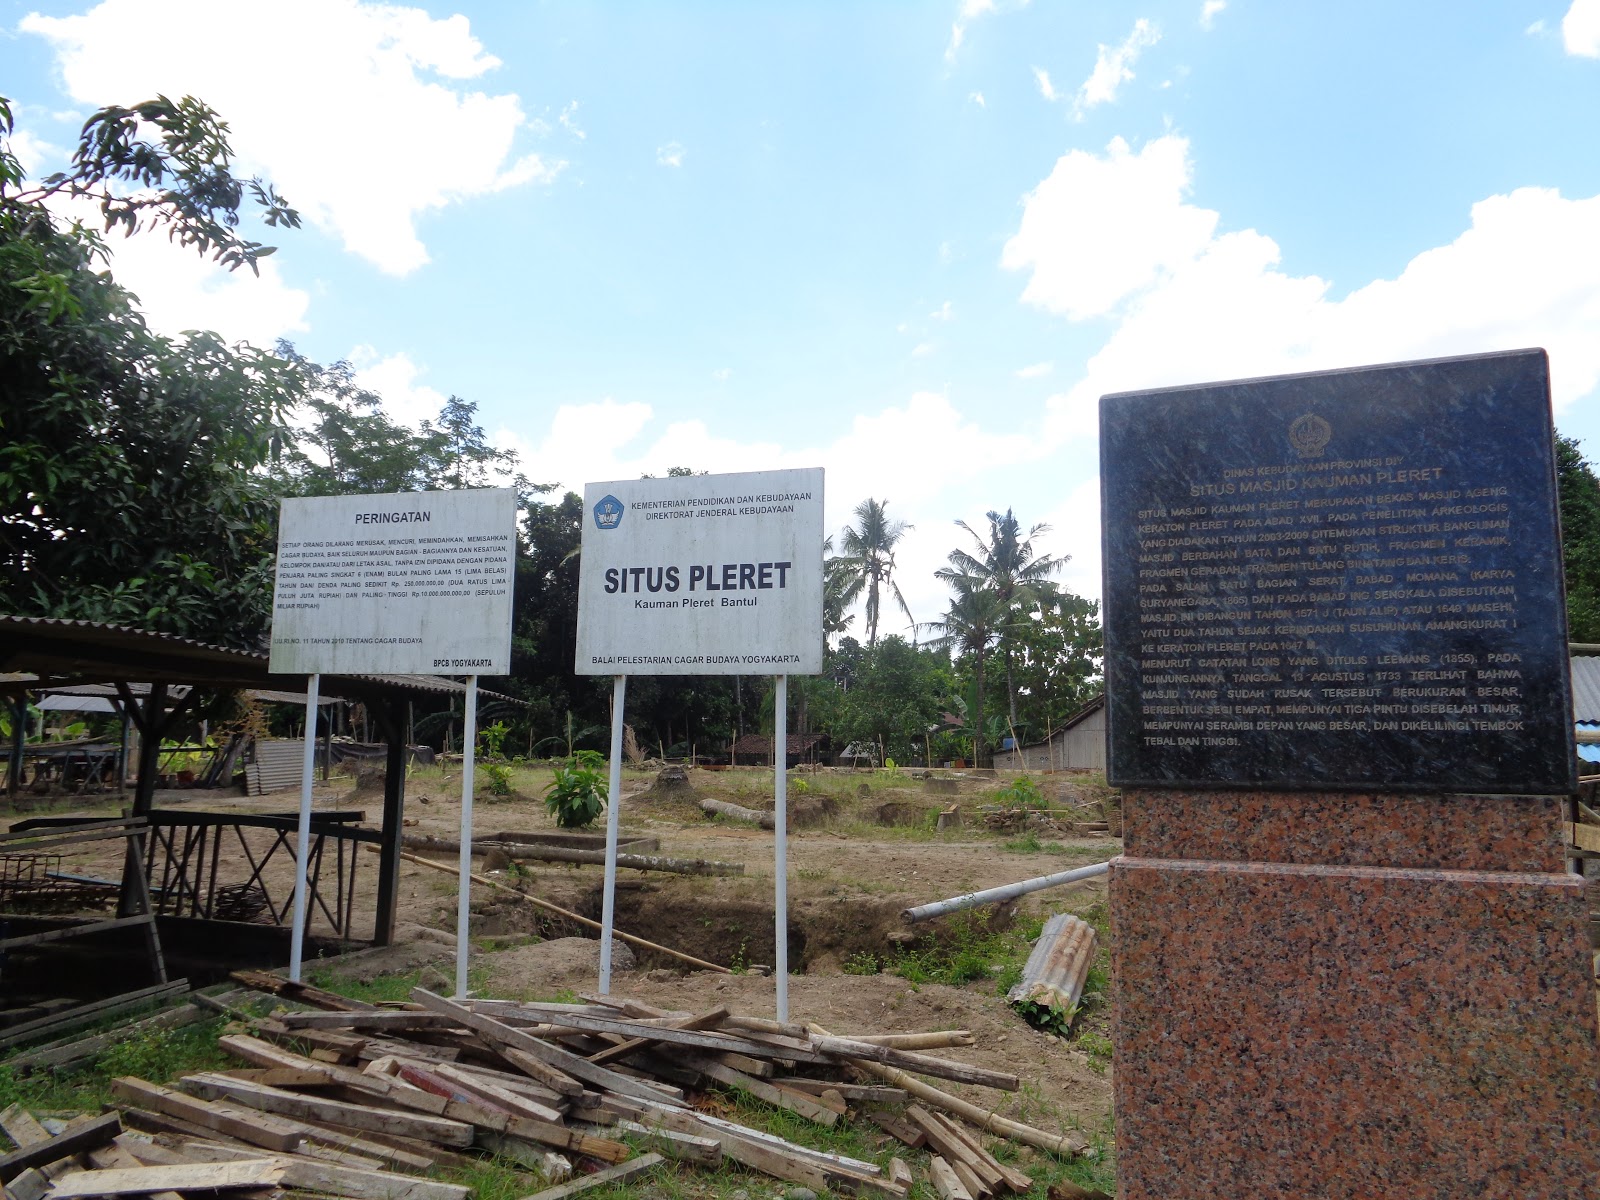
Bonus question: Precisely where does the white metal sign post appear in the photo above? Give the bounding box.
[575,468,824,1019]
[270,488,517,992]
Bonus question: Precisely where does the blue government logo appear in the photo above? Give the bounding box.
[593,494,625,530]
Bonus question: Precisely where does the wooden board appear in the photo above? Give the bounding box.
[178,1074,474,1147]
[0,1113,121,1183]
[409,991,686,1108]
[110,1078,303,1153]
[512,1153,663,1200]
[49,1161,283,1197]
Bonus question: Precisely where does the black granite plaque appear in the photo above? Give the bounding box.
[1101,349,1576,793]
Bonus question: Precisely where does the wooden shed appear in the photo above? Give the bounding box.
[995,694,1106,772]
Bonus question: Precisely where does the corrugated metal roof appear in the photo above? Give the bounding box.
[0,614,520,703]
[1573,656,1600,724]
[1007,912,1098,1013]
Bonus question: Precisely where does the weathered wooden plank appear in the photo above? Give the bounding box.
[0,1104,50,1147]
[164,1140,470,1200]
[408,991,684,1107]
[0,1112,121,1182]
[888,1158,914,1188]
[110,1078,304,1153]
[7,1004,205,1072]
[929,1157,973,1200]
[810,1022,1087,1158]
[277,1011,460,1031]
[486,1003,828,1063]
[178,1074,474,1147]
[426,1063,566,1124]
[49,1161,283,1197]
[569,1120,720,1167]
[0,982,189,1049]
[512,1153,663,1200]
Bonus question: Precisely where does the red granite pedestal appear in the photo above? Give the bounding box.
[1110,791,1600,1199]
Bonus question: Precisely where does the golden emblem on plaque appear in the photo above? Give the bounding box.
[1288,412,1332,459]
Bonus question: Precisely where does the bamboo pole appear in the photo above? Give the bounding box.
[808,1023,1089,1158]
[373,847,731,975]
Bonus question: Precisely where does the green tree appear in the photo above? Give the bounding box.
[934,508,1065,726]
[0,95,302,648]
[1009,591,1104,744]
[837,498,915,645]
[921,580,1006,766]
[822,535,861,638]
[271,347,522,498]
[1557,433,1600,643]
[829,635,952,765]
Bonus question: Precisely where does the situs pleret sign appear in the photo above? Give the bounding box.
[574,468,825,675]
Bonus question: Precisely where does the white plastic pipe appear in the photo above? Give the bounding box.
[773,673,789,1022]
[288,673,320,982]
[598,674,627,994]
[900,860,1110,924]
[455,675,479,999]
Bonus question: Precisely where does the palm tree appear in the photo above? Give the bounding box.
[935,509,1065,727]
[822,535,862,638]
[838,498,915,645]
[921,579,1005,766]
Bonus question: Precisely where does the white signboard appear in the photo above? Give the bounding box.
[574,468,824,675]
[269,488,518,675]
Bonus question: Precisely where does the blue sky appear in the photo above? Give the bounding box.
[4,0,1600,635]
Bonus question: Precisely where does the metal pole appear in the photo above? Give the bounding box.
[773,673,789,1021]
[900,861,1110,924]
[289,673,320,982]
[599,674,627,994]
[455,675,479,999]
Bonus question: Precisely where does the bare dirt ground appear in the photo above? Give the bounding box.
[13,762,1124,1143]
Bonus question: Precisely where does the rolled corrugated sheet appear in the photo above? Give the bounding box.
[1007,912,1097,1013]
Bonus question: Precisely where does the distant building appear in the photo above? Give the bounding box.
[1572,654,1600,765]
[994,694,1106,772]
[730,732,834,767]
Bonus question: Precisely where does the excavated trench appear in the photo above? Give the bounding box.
[470,878,1009,974]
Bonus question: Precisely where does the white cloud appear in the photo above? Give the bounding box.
[1015,361,1054,378]
[1565,0,1600,55]
[42,191,312,345]
[1005,136,1600,443]
[491,387,1052,634]
[657,141,685,168]
[7,129,62,178]
[930,301,954,321]
[1035,475,1104,602]
[1001,134,1217,320]
[712,367,732,382]
[945,0,997,65]
[1199,1,1226,31]
[559,101,586,140]
[1526,19,1547,36]
[969,91,987,107]
[1032,67,1060,102]
[349,347,449,428]
[22,0,556,277]
[1075,18,1161,114]
[912,341,937,357]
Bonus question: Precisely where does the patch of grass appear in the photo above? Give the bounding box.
[0,1016,231,1112]
[889,908,1035,990]
[842,950,882,975]
[1076,1028,1114,1073]
[795,866,828,880]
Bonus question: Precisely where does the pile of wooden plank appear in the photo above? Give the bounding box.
[0,971,1089,1200]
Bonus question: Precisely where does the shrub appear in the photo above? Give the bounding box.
[545,754,606,827]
